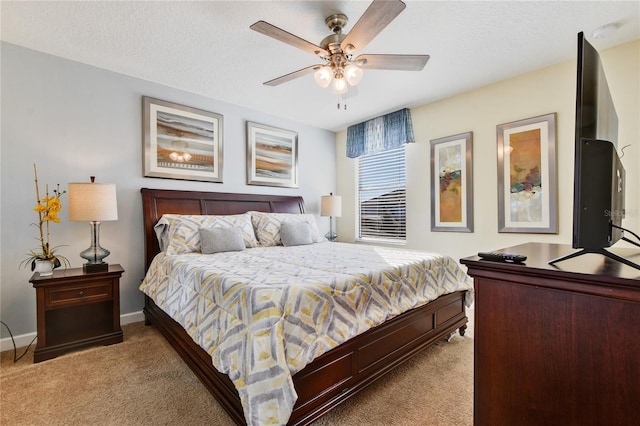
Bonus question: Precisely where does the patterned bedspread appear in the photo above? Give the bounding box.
[139,242,473,425]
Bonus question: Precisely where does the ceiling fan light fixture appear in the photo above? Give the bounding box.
[332,76,348,95]
[314,66,333,88]
[591,22,620,40]
[251,0,429,106]
[344,64,363,86]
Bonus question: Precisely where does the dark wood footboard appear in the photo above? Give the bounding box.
[144,291,467,425]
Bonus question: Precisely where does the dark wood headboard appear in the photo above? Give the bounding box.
[141,188,305,271]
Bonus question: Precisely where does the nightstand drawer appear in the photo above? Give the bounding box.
[45,281,113,308]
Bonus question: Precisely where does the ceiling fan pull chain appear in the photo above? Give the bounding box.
[337,94,348,110]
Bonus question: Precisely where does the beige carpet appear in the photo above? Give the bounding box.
[1,322,473,425]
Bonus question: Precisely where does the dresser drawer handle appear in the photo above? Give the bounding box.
[78,290,84,297]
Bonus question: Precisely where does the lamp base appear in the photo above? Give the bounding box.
[80,221,111,271]
[325,231,337,242]
[83,262,109,273]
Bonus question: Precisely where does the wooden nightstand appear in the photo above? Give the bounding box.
[30,264,124,363]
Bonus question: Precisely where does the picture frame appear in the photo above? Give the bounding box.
[497,113,557,233]
[430,132,474,232]
[143,96,223,183]
[246,121,298,188]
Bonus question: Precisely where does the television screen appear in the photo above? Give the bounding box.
[572,32,621,250]
[549,32,638,271]
[574,33,618,146]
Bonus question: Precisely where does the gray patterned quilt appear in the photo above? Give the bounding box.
[140,242,473,425]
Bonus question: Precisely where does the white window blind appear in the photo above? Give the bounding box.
[357,146,406,241]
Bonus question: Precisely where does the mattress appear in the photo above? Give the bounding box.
[140,241,473,425]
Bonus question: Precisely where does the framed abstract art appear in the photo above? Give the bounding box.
[246,121,298,188]
[143,97,223,183]
[430,132,473,232]
[497,113,557,233]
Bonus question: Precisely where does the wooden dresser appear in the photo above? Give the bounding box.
[461,243,640,426]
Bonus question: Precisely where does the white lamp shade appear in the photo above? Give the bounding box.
[68,183,118,221]
[321,194,342,217]
[332,77,348,95]
[314,66,333,88]
[345,64,363,86]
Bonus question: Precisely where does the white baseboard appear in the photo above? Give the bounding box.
[0,311,145,352]
[121,310,145,325]
[0,330,36,353]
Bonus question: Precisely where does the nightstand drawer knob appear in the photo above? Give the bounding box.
[78,290,84,297]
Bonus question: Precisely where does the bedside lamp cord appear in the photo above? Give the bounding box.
[0,320,37,362]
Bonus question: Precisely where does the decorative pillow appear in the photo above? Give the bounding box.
[250,211,323,246]
[280,221,314,247]
[199,226,245,254]
[156,213,258,254]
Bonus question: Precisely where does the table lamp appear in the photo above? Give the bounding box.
[321,192,342,242]
[68,177,118,273]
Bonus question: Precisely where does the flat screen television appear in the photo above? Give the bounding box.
[550,32,639,270]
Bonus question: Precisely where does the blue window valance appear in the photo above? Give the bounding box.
[346,108,415,158]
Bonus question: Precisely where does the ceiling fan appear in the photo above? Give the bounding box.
[250,0,429,96]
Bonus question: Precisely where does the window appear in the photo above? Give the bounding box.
[357,146,406,242]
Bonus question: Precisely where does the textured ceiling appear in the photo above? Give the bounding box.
[2,1,639,132]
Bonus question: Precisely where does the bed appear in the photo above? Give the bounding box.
[140,188,472,425]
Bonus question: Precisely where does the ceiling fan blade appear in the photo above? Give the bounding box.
[341,0,406,53]
[250,21,329,57]
[357,54,430,71]
[263,64,322,86]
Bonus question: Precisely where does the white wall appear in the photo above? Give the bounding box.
[336,40,640,263]
[0,42,336,338]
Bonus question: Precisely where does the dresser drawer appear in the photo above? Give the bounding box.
[45,280,113,308]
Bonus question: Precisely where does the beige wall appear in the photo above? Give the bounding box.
[335,40,639,263]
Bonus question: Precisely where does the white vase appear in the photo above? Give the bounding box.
[34,260,54,276]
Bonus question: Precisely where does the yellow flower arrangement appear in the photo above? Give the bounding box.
[21,164,70,271]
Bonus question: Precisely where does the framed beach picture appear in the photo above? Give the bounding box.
[497,113,557,233]
[246,121,298,188]
[430,132,474,232]
[143,97,223,182]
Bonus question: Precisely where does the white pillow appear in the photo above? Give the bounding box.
[250,211,324,247]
